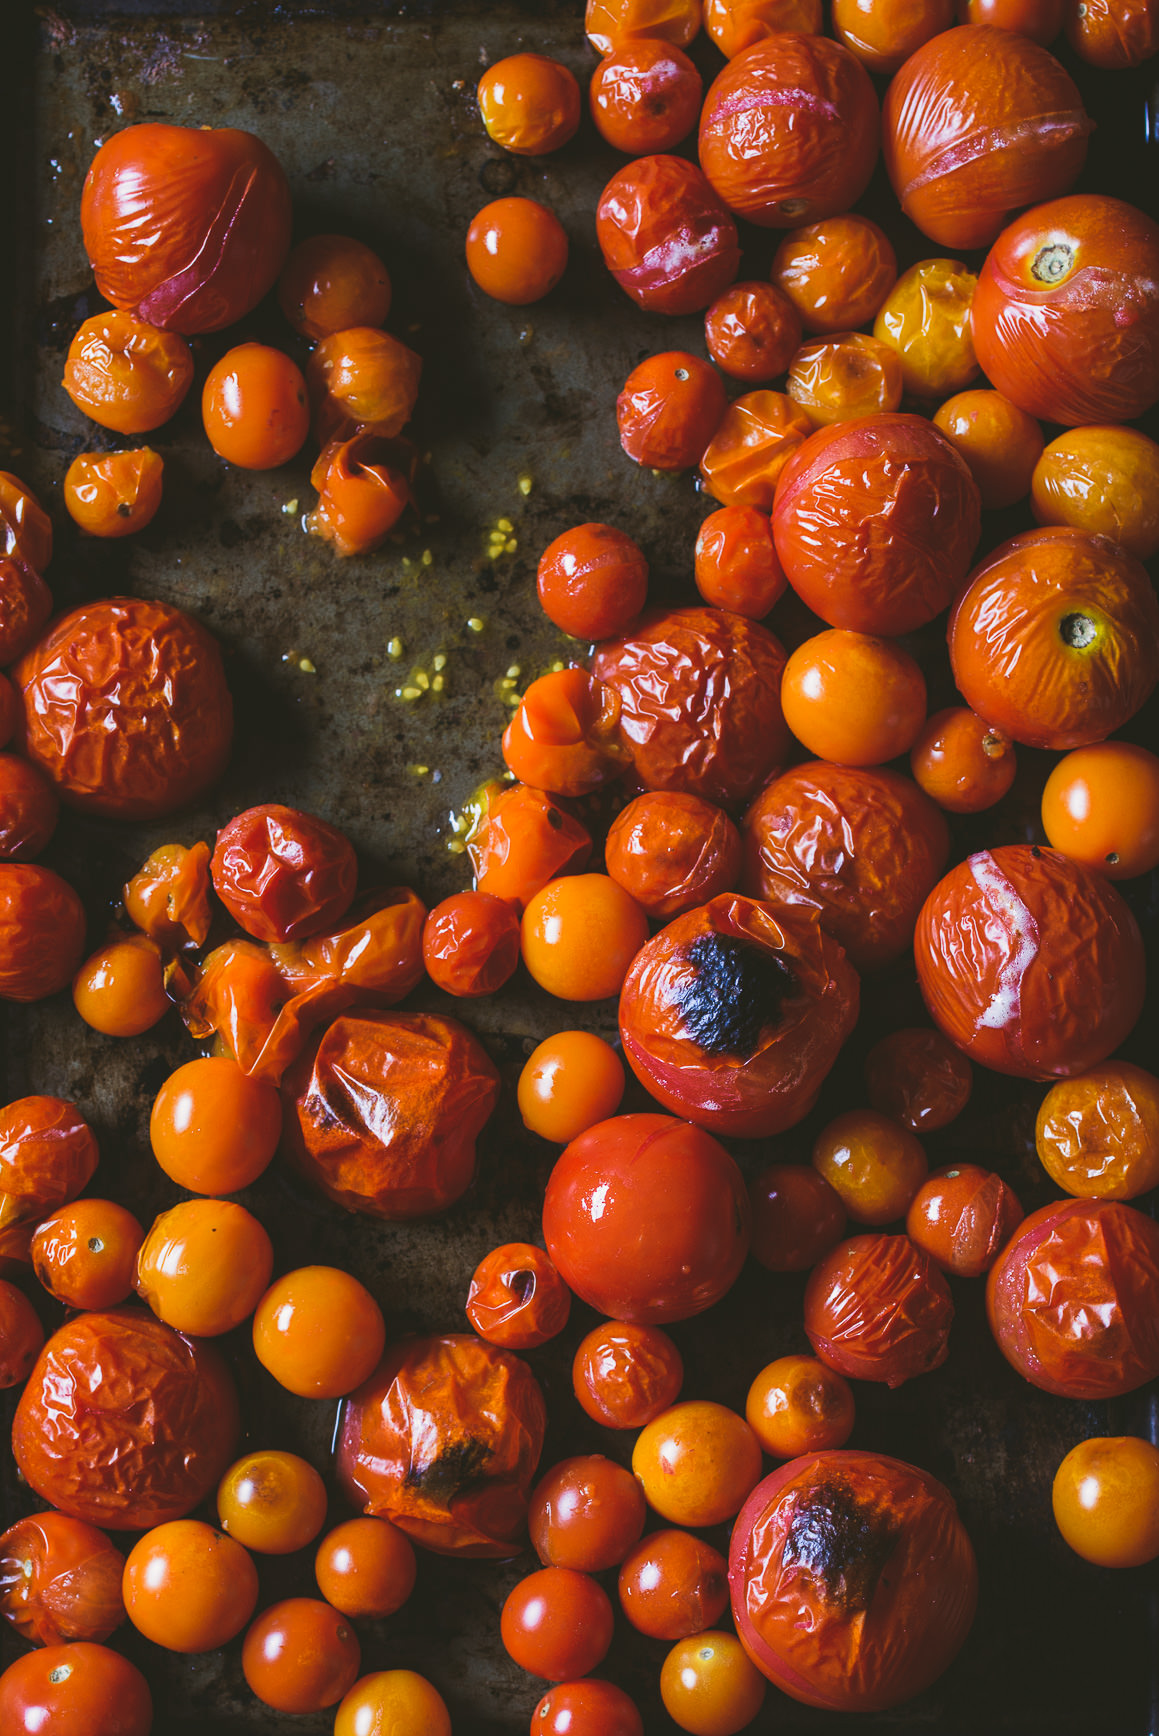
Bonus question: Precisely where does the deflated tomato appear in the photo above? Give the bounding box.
[62,311,193,434]
[589,40,703,156]
[699,390,815,510]
[864,1027,972,1133]
[502,668,629,797]
[337,1333,547,1557]
[0,865,87,1003]
[0,1281,43,1386]
[124,841,212,951]
[422,891,521,998]
[1067,0,1159,65]
[0,1096,98,1270]
[466,1244,571,1349]
[308,433,415,557]
[12,1307,239,1530]
[606,791,741,919]
[270,885,427,1006]
[616,352,727,472]
[0,557,52,667]
[212,803,358,944]
[804,1234,954,1386]
[307,326,422,446]
[0,1513,125,1646]
[729,1451,977,1710]
[619,895,859,1138]
[468,783,592,910]
[596,154,740,314]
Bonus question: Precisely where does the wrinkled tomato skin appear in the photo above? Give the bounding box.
[307,432,415,558]
[62,311,193,435]
[699,35,879,227]
[987,1200,1159,1398]
[81,122,292,334]
[606,791,742,920]
[971,195,1159,426]
[883,27,1090,252]
[15,597,232,819]
[542,1113,750,1323]
[0,557,52,667]
[617,352,727,472]
[337,1333,547,1557]
[572,1319,684,1427]
[0,674,17,750]
[1067,0,1159,66]
[864,1027,972,1133]
[619,896,859,1139]
[906,1164,1023,1277]
[0,1512,125,1646]
[466,1243,571,1349]
[0,865,87,1003]
[743,764,948,973]
[282,1010,500,1218]
[804,1234,954,1387]
[468,783,592,911]
[914,846,1145,1080]
[12,1307,240,1530]
[699,389,815,511]
[596,155,741,314]
[0,1281,43,1386]
[422,891,521,998]
[307,327,422,446]
[730,1451,977,1711]
[590,41,702,156]
[124,840,212,951]
[212,804,357,944]
[0,1096,98,1270]
[592,607,789,809]
[772,413,981,637]
[0,1642,153,1736]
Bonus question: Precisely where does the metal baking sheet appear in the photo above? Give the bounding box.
[2,2,1158,1731]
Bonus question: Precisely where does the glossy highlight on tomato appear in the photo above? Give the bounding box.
[597,155,740,315]
[466,198,568,305]
[805,1233,953,1386]
[0,864,87,1003]
[466,1243,571,1349]
[1035,1062,1159,1200]
[590,41,702,155]
[906,1164,1023,1276]
[617,352,727,472]
[0,1641,152,1736]
[63,311,193,434]
[0,1511,125,1646]
[572,1318,684,1427]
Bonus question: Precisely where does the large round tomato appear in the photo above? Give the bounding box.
[804,1234,954,1386]
[914,846,1145,1079]
[541,1113,750,1323]
[729,1451,977,1711]
[595,155,740,314]
[0,1642,152,1736]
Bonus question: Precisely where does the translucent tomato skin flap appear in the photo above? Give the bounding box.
[619,895,859,1139]
[742,763,949,973]
[0,865,87,1002]
[0,1512,125,1646]
[0,1641,153,1736]
[0,557,52,667]
[804,1234,954,1386]
[502,668,629,797]
[986,1199,1159,1398]
[81,122,292,334]
[543,1113,749,1323]
[281,1010,500,1219]
[0,474,52,575]
[596,155,741,315]
[0,1096,98,1270]
[307,433,415,558]
[12,1307,240,1530]
[729,1451,977,1712]
[914,845,1145,1080]
[699,35,879,227]
[211,803,358,944]
[771,413,981,637]
[466,1243,571,1349]
[124,840,212,951]
[336,1333,547,1558]
[591,607,789,809]
[468,783,592,911]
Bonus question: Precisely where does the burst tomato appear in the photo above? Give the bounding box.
[466,1243,571,1349]
[596,154,740,314]
[590,41,703,155]
[0,557,52,667]
[0,1096,98,1270]
[699,390,814,510]
[307,431,415,556]
[0,1512,125,1646]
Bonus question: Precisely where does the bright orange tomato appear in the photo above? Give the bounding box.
[252,1265,385,1398]
[834,0,955,71]
[135,1198,274,1336]
[218,1451,329,1555]
[335,1672,451,1736]
[1031,425,1159,559]
[632,1401,762,1527]
[660,1632,767,1736]
[478,54,580,154]
[73,934,169,1036]
[315,1518,417,1619]
[771,215,897,334]
[31,1198,143,1310]
[123,1520,258,1652]
[518,1031,626,1142]
[1036,1062,1159,1200]
[149,1056,282,1194]
[1041,742,1159,879]
[62,311,193,433]
[1053,1437,1159,1567]
[781,631,927,766]
[466,199,568,304]
[201,343,309,469]
[873,258,979,398]
[63,449,164,538]
[932,389,1043,510]
[586,0,702,55]
[812,1109,928,1225]
[745,1355,855,1457]
[522,874,649,1001]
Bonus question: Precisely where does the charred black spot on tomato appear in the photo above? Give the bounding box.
[674,932,796,1057]
[781,1476,900,1614]
[405,1436,492,1504]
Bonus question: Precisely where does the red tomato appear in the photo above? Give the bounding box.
[0,558,50,666]
[910,706,1017,814]
[705,281,802,384]
[606,791,742,919]
[571,1318,684,1427]
[533,1680,644,1736]
[542,1113,750,1323]
[537,523,649,639]
[1067,0,1159,67]
[590,41,702,155]
[730,1452,977,1710]
[501,1567,614,1681]
[0,673,17,748]
[804,1234,954,1386]
[0,1642,152,1736]
[863,1027,973,1133]
[0,865,87,1002]
[466,199,568,305]
[748,1163,846,1272]
[906,1164,1024,1277]
[81,122,291,333]
[618,1529,729,1639]
[466,1243,571,1349]
[422,891,521,997]
[616,352,727,472]
[211,804,356,942]
[962,0,1065,40]
[0,1512,125,1646]
[278,233,392,339]
[243,1597,361,1713]
[529,1455,647,1571]
[0,1096,98,1269]
[693,506,786,618]
[596,155,740,314]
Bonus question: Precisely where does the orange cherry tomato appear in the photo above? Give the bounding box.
[63,448,163,538]
[537,522,649,640]
[123,1519,258,1653]
[1036,1062,1159,1200]
[864,1027,973,1133]
[478,54,580,154]
[521,873,649,1001]
[906,1163,1024,1275]
[500,1567,614,1681]
[0,1642,152,1736]
[242,1597,361,1714]
[1052,1437,1159,1567]
[202,343,309,469]
[468,782,592,911]
[315,1518,417,1620]
[1041,741,1159,880]
[252,1264,385,1398]
[748,1163,846,1272]
[1066,0,1159,65]
[307,432,414,557]
[466,198,568,305]
[149,1055,282,1194]
[0,755,58,861]
[307,326,422,444]
[961,0,1064,40]
[533,1680,644,1736]
[812,1109,928,1226]
[932,389,1043,510]
[873,258,979,399]
[0,1511,125,1646]
[0,1281,44,1387]
[781,630,926,766]
[218,1450,329,1555]
[618,1529,729,1639]
[0,556,52,668]
[632,1400,762,1527]
[62,311,193,433]
[590,40,702,154]
[502,668,628,797]
[1031,425,1159,560]
[518,1031,626,1142]
[123,841,212,951]
[786,331,903,427]
[699,389,814,510]
[278,233,391,339]
[704,0,823,54]
[771,215,897,335]
[660,1632,767,1736]
[529,1454,647,1571]
[422,890,521,997]
[336,1672,451,1736]
[605,790,742,918]
[834,0,955,71]
[572,1318,684,1428]
[910,706,1017,814]
[0,473,53,572]
[72,933,169,1037]
[617,352,727,471]
[705,281,802,384]
[585,0,701,57]
[31,1199,142,1310]
[466,1242,571,1349]
[135,1198,274,1336]
[745,1354,856,1457]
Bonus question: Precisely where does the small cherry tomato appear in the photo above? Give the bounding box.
[1053,1437,1159,1567]
[906,1164,1024,1277]
[307,326,422,444]
[202,342,309,469]
[786,331,903,427]
[502,668,628,798]
[590,40,702,155]
[518,1031,626,1143]
[466,1243,571,1349]
[694,506,785,619]
[242,1597,361,1714]
[771,214,897,335]
[597,155,739,315]
[530,1455,647,1571]
[618,1529,729,1640]
[0,864,87,1003]
[537,522,649,640]
[307,432,414,557]
[873,258,979,398]
[699,389,814,511]
[478,53,580,155]
[466,198,568,305]
[781,630,927,766]
[0,473,53,573]
[335,1672,451,1736]
[123,1519,258,1653]
[212,802,357,943]
[1041,742,1159,880]
[705,281,802,384]
[586,0,702,54]
[1036,1062,1159,1200]
[150,1055,282,1194]
[522,873,649,1001]
[812,1110,928,1226]
[135,1198,274,1336]
[0,1280,44,1387]
[252,1265,385,1398]
[606,790,742,919]
[278,233,391,339]
[63,448,163,538]
[0,1512,125,1646]
[1031,425,1159,560]
[218,1450,329,1555]
[632,1400,762,1528]
[423,890,521,997]
[910,706,1017,814]
[748,1163,846,1272]
[315,1517,417,1620]
[468,781,592,911]
[864,1027,973,1133]
[805,1234,954,1386]
[62,311,193,433]
[500,1567,614,1681]
[32,1199,143,1310]
[932,388,1043,510]
[660,1631,767,1736]
[0,1096,98,1269]
[0,755,58,861]
[572,1318,684,1427]
[962,0,1064,39]
[834,0,955,71]
[617,352,727,471]
[746,1355,855,1458]
[72,934,169,1037]
[0,1642,152,1736]
[0,556,52,669]
[533,1679,644,1736]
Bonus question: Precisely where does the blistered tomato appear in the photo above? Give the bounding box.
[705,281,801,384]
[62,312,193,433]
[477,54,581,155]
[873,258,979,398]
[590,41,702,155]
[771,215,897,334]
[786,332,903,427]
[64,448,163,538]
[1035,1063,1159,1200]
[596,155,739,314]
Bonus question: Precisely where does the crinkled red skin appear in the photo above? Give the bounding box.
[336,1333,547,1558]
[0,557,52,667]
[906,1164,1024,1278]
[0,1096,98,1271]
[914,845,1145,1079]
[0,755,59,861]
[11,1308,239,1531]
[541,1112,750,1324]
[804,1234,954,1386]
[212,803,358,944]
[467,1244,571,1350]
[0,1512,125,1646]
[596,154,741,314]
[619,894,859,1138]
[729,1451,977,1711]
[986,1199,1159,1398]
[0,865,86,1003]
[606,791,742,920]
[422,891,521,998]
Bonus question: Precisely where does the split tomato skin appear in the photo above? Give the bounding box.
[596,154,741,315]
[0,1511,125,1646]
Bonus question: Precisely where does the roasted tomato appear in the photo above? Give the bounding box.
[694,505,786,618]
[1066,0,1159,65]
[0,755,59,861]
[963,0,1065,36]
[502,668,629,797]
[62,311,193,434]
[533,1680,644,1736]
[705,0,823,53]
[704,282,802,384]
[749,1163,846,1272]
[745,1355,855,1458]
[466,198,569,305]
[501,1567,615,1680]
[864,1027,972,1133]
[616,352,727,471]
[0,1512,125,1647]
[785,332,903,428]
[0,1281,43,1386]
[523,872,649,1006]
[0,674,16,750]
[780,630,927,767]
[572,1319,684,1427]
[136,1198,275,1338]
[909,706,1017,814]
[63,449,164,539]
[620,1529,728,1642]
[633,1400,762,1528]
[949,528,1159,750]
[202,343,309,470]
[0,474,52,574]
[542,1113,749,1323]
[971,195,1159,426]
[987,1200,1159,1398]
[307,326,422,445]
[12,1308,239,1530]
[1031,426,1159,560]
[32,1198,143,1309]
[477,53,581,155]
[0,865,87,1003]
[586,0,702,54]
[730,1452,977,1711]
[336,1333,547,1557]
[422,891,521,997]
[772,413,981,636]
[0,1642,152,1736]
[833,0,954,71]
[81,122,291,333]
[932,388,1043,511]
[1052,1436,1159,1569]
[278,233,392,339]
[812,1110,928,1228]
[606,791,741,919]
[699,390,816,511]
[0,557,52,668]
[906,1164,1023,1277]
[883,27,1090,251]
[872,258,979,400]
[281,1010,500,1218]
[1035,1062,1159,1200]
[589,40,703,155]
[591,607,789,809]
[0,1096,98,1270]
[251,1270,384,1401]
[700,35,878,227]
[537,522,649,641]
[771,216,897,335]
[804,1234,954,1386]
[308,432,414,557]
[124,840,212,951]
[211,803,357,944]
[915,846,1145,1080]
[518,1031,626,1143]
[466,1243,571,1349]
[619,895,859,1138]
[596,155,740,315]
[467,782,592,910]
[269,883,427,1011]
[742,763,948,973]
[15,596,232,819]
